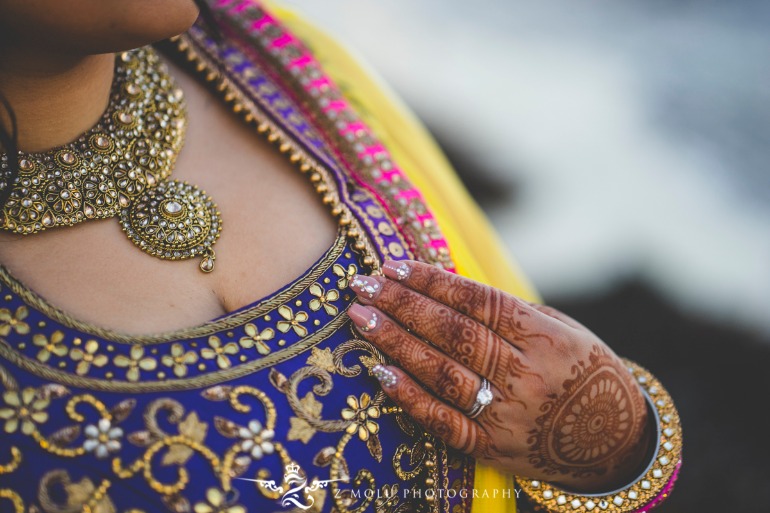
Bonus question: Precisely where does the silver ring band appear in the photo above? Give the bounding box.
[468,378,493,419]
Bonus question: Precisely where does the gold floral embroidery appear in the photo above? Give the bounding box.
[83,418,124,459]
[305,347,337,374]
[0,387,50,434]
[162,343,199,378]
[125,399,206,470]
[308,283,339,315]
[0,314,351,392]
[341,393,380,442]
[0,306,30,336]
[332,263,357,289]
[287,392,324,444]
[0,446,23,513]
[164,411,209,467]
[0,446,21,474]
[70,339,109,375]
[358,355,380,372]
[201,336,240,369]
[111,384,294,505]
[236,419,275,460]
[0,333,453,513]
[273,338,423,512]
[0,489,23,513]
[341,393,383,462]
[38,470,116,513]
[114,345,158,382]
[276,306,308,337]
[238,323,274,355]
[193,488,246,513]
[32,330,67,363]
[0,369,141,500]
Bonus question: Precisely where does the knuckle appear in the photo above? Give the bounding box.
[464,282,490,314]
[434,306,468,342]
[377,316,399,340]
[434,359,472,407]
[424,403,454,439]
[377,279,401,309]
[422,267,449,299]
[536,304,559,318]
[445,310,476,337]
[384,286,425,331]
[375,318,408,355]
[406,340,431,369]
[397,378,421,404]
[549,326,580,352]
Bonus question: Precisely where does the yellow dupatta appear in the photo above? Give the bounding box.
[266,3,541,511]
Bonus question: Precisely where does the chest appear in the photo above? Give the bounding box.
[0,58,339,336]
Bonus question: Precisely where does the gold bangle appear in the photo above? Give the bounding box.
[517,359,682,512]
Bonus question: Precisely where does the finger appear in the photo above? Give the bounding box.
[370,363,491,457]
[349,276,526,385]
[525,301,588,331]
[377,260,565,348]
[347,303,481,412]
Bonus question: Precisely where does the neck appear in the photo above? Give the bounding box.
[0,49,115,153]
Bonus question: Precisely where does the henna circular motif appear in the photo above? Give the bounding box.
[550,369,632,466]
[528,348,641,476]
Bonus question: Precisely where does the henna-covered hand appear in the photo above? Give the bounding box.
[346,260,653,492]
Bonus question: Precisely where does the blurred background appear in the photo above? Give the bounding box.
[281,0,769,511]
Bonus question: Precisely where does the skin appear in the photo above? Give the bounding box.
[0,0,202,152]
[0,1,337,333]
[348,261,653,492]
[0,0,652,496]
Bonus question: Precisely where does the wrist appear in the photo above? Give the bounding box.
[557,383,656,494]
[517,360,682,512]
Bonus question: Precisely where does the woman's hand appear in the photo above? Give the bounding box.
[346,260,653,492]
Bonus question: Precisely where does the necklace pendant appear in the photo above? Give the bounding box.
[199,248,216,273]
[119,180,222,272]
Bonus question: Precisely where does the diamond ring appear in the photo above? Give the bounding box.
[468,378,493,419]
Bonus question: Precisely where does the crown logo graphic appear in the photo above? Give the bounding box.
[235,459,348,509]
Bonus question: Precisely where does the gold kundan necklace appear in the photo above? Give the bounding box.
[0,47,222,273]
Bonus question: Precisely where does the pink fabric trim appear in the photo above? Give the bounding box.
[395,189,421,202]
[307,77,333,92]
[322,100,348,115]
[377,168,401,183]
[430,239,450,249]
[221,0,453,269]
[288,55,314,70]
[268,33,295,49]
[356,143,387,159]
[339,121,368,136]
[250,16,274,31]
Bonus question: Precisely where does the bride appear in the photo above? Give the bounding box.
[0,1,681,512]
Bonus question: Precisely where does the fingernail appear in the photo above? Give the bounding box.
[372,364,397,387]
[347,303,380,333]
[382,260,411,281]
[349,274,383,301]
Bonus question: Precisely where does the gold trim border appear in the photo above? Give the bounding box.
[0,311,352,392]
